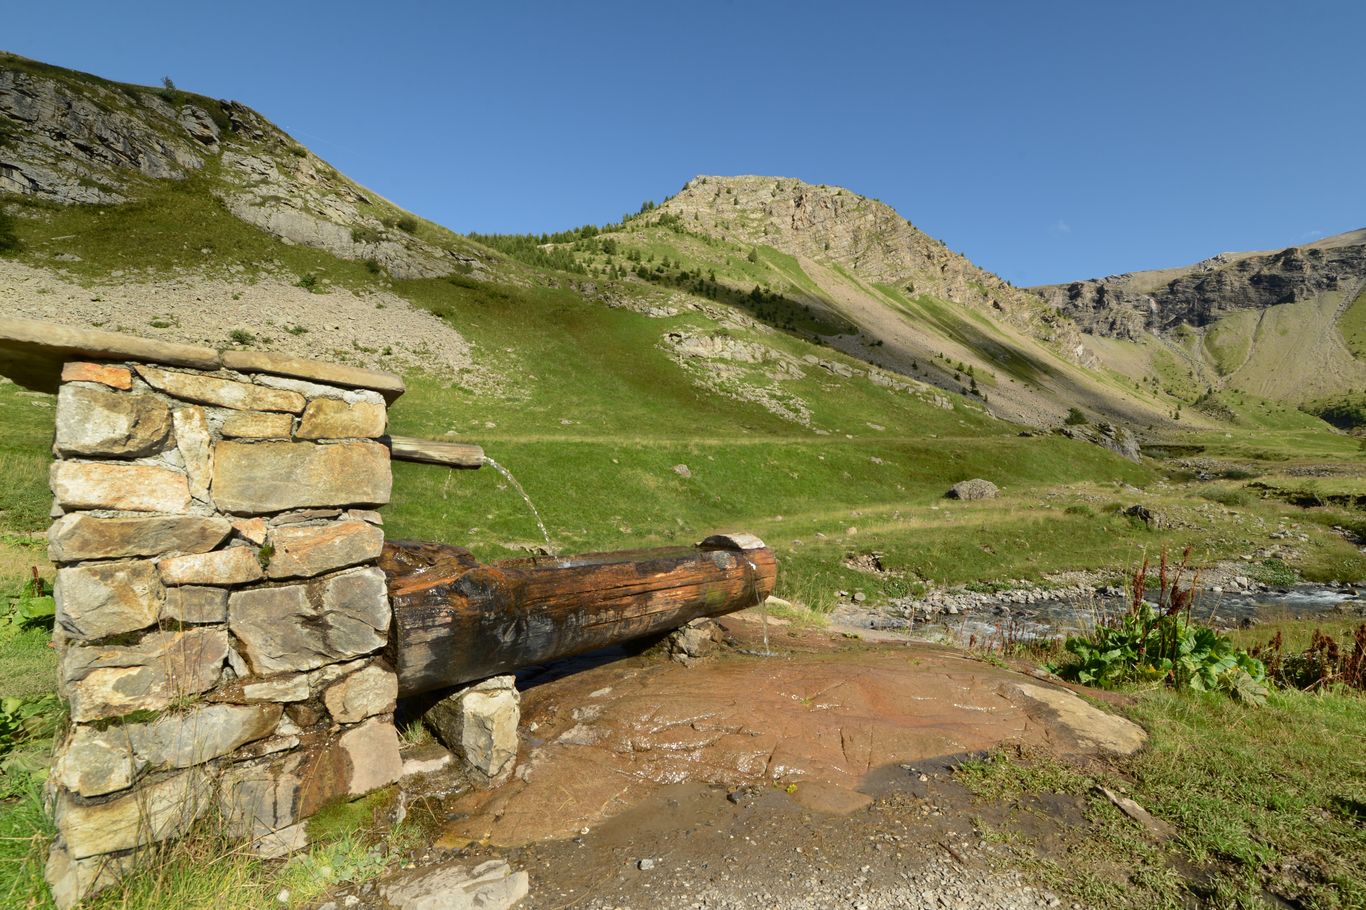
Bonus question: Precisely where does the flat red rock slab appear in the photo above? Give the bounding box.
[440,639,1144,847]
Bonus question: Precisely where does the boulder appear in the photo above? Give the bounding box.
[423,676,520,783]
[135,365,305,413]
[55,559,164,640]
[946,478,1000,500]
[54,386,171,457]
[211,440,391,514]
[228,567,389,674]
[50,461,192,513]
[265,520,385,579]
[48,513,231,563]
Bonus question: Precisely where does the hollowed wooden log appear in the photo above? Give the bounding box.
[381,534,778,697]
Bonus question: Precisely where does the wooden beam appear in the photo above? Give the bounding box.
[386,435,485,469]
[381,535,778,696]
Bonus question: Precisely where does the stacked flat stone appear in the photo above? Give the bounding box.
[45,359,403,908]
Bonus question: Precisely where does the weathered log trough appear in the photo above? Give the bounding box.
[381,533,778,697]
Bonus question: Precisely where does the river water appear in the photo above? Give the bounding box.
[839,584,1366,646]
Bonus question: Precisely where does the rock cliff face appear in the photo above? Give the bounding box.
[0,65,212,204]
[0,54,479,279]
[1034,231,1366,338]
[651,176,1088,357]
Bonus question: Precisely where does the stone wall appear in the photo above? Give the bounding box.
[44,359,402,908]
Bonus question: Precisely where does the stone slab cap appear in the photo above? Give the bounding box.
[0,317,220,394]
[0,317,404,402]
[221,350,405,403]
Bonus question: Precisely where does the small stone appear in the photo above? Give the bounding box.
[638,858,656,871]
[52,728,136,797]
[423,675,519,783]
[172,406,214,502]
[55,559,164,639]
[270,508,344,526]
[48,513,231,562]
[336,717,403,796]
[236,674,311,703]
[378,859,528,910]
[252,822,309,859]
[401,743,453,777]
[211,440,391,514]
[45,841,139,909]
[266,520,385,579]
[135,365,305,413]
[346,509,383,525]
[61,362,133,390]
[51,461,192,513]
[221,411,295,439]
[158,547,263,586]
[295,398,387,439]
[673,464,692,478]
[220,354,400,402]
[323,662,398,723]
[55,385,172,458]
[163,586,229,623]
[666,618,722,663]
[220,749,306,837]
[232,517,268,544]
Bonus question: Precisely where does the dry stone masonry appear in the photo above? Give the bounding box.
[42,355,403,908]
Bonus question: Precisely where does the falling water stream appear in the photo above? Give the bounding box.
[482,455,555,555]
[748,558,774,657]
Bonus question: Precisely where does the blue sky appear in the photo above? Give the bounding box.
[7,1,1364,285]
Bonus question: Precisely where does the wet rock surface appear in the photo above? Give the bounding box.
[438,630,1142,850]
[323,621,1139,910]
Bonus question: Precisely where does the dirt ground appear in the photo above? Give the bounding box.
[320,614,1147,909]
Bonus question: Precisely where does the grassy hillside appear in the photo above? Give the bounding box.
[2,54,1363,607]
[475,178,1186,429]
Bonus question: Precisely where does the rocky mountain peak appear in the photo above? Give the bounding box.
[650,175,1089,361]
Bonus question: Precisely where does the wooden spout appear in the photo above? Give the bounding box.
[380,534,778,697]
[385,435,485,468]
